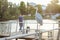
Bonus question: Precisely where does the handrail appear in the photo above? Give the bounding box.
[0,22,59,25]
[5,32,39,40]
[0,21,59,40]
[41,28,60,33]
[3,28,60,40]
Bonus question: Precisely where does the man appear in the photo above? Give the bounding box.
[19,15,24,31]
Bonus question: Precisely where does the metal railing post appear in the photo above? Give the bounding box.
[16,21,18,32]
[57,21,60,40]
[8,22,11,36]
[48,31,53,40]
[39,31,42,40]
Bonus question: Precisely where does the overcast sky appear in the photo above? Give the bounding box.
[8,0,52,6]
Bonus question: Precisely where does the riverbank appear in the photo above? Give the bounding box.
[0,15,60,21]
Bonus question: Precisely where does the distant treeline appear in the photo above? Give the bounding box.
[0,0,60,21]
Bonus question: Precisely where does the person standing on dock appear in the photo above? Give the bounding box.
[19,14,24,31]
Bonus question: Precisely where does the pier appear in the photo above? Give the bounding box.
[0,20,60,40]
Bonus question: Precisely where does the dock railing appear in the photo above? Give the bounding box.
[0,21,60,40]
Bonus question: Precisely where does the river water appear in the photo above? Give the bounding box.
[7,19,58,32]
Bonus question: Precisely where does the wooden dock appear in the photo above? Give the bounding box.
[0,28,60,40]
[0,31,39,40]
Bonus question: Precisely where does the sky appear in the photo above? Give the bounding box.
[8,0,51,6]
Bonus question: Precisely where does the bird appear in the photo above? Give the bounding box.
[35,7,43,25]
[29,3,43,25]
